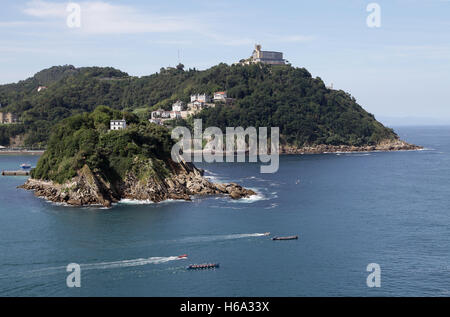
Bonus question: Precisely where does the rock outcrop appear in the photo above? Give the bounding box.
[19,161,255,208]
[281,139,422,154]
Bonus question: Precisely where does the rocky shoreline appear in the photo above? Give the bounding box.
[281,139,422,154]
[19,161,255,208]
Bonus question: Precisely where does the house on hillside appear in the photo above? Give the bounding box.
[110,119,127,130]
[149,118,164,125]
[151,109,171,119]
[214,91,227,101]
[0,112,18,124]
[172,100,185,112]
[190,94,211,103]
[37,86,47,92]
[187,100,205,113]
[170,111,182,119]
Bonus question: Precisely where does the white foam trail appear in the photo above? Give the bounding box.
[175,233,269,244]
[80,256,183,270]
[25,256,185,276]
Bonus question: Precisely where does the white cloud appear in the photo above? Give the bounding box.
[21,0,200,34]
[387,44,450,60]
[23,0,66,18]
[19,0,315,44]
[0,21,45,27]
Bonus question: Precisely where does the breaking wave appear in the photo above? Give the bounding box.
[118,199,189,205]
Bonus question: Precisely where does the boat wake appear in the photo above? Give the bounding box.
[15,256,186,278]
[173,233,269,244]
[79,256,184,270]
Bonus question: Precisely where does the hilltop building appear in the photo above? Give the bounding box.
[251,44,285,65]
[239,44,286,65]
[110,119,127,130]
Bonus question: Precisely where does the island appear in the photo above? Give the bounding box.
[19,107,255,207]
[0,62,420,153]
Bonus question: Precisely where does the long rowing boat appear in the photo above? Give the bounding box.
[272,235,298,241]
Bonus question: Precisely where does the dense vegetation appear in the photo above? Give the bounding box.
[31,106,174,184]
[0,63,397,147]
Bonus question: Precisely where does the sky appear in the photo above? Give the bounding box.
[0,0,449,124]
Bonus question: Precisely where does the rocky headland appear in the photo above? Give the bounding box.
[281,139,422,154]
[20,161,255,208]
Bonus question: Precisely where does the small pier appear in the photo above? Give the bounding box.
[2,170,30,176]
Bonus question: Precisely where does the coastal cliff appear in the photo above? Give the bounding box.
[19,107,255,207]
[281,139,421,154]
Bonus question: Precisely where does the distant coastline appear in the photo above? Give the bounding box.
[0,149,45,155]
[0,139,422,157]
[281,139,422,155]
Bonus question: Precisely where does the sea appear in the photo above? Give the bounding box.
[0,126,449,297]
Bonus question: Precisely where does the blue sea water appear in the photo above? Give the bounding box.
[0,126,449,297]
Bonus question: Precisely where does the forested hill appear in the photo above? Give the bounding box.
[0,63,397,147]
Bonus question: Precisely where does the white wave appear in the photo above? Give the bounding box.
[203,169,219,176]
[159,199,190,204]
[230,188,269,203]
[204,175,228,184]
[345,153,371,157]
[118,198,189,205]
[41,198,110,210]
[244,176,267,181]
[119,199,155,205]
